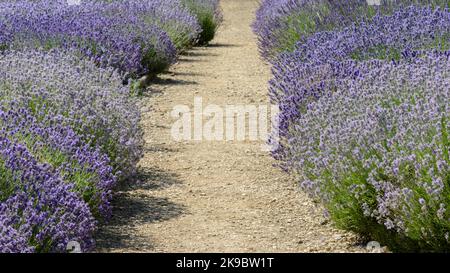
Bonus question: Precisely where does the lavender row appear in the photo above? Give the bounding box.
[253,0,448,61]
[0,0,223,253]
[0,49,144,180]
[255,1,450,251]
[0,49,141,252]
[290,53,450,251]
[271,5,449,165]
[0,108,98,252]
[0,0,221,79]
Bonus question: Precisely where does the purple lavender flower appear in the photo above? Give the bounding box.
[0,103,116,220]
[0,0,178,78]
[270,6,449,165]
[0,132,96,253]
[0,49,144,180]
[253,0,449,61]
[287,53,450,250]
[120,0,201,50]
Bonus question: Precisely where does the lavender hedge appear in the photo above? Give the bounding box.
[0,49,141,252]
[0,0,222,253]
[0,121,97,252]
[0,49,144,181]
[0,0,223,77]
[270,6,450,165]
[289,53,450,251]
[0,0,179,79]
[0,103,116,220]
[132,0,202,50]
[181,0,222,45]
[101,0,202,51]
[259,1,450,251]
[253,0,449,61]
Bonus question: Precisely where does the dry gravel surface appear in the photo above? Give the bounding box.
[96,0,367,253]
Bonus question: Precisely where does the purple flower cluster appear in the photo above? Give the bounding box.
[0,0,222,253]
[0,49,139,252]
[270,6,450,164]
[0,0,181,78]
[0,21,11,49]
[253,0,448,61]
[180,0,223,45]
[287,6,449,64]
[0,49,143,252]
[257,1,450,250]
[0,49,144,180]
[0,103,116,220]
[120,0,202,50]
[0,124,97,253]
[253,0,322,60]
[289,53,450,250]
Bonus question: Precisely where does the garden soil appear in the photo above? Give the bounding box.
[96,0,368,253]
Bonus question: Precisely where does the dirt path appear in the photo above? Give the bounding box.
[97,0,365,253]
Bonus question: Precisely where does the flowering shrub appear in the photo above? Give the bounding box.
[0,127,97,253]
[0,0,178,78]
[0,50,144,181]
[0,49,136,252]
[0,0,222,253]
[287,53,450,251]
[181,0,222,45]
[122,0,202,51]
[253,0,327,60]
[0,21,11,50]
[257,1,450,251]
[270,6,450,164]
[0,103,116,220]
[253,0,449,61]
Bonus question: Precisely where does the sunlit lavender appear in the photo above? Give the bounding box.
[254,0,450,251]
[270,6,450,164]
[289,53,449,251]
[0,49,144,180]
[253,0,449,61]
[0,0,178,78]
[0,0,222,253]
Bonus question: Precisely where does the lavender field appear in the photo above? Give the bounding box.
[0,0,221,253]
[0,0,449,255]
[255,0,450,252]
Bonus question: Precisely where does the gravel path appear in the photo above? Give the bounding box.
[96,0,366,253]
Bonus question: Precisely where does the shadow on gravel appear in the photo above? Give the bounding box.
[177,57,206,63]
[165,71,205,77]
[208,43,240,48]
[138,76,198,97]
[109,193,184,225]
[184,51,219,57]
[153,77,198,86]
[134,167,182,190]
[95,168,185,252]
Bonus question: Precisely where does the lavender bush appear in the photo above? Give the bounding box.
[99,0,201,51]
[0,49,140,252]
[287,53,450,251]
[270,6,450,165]
[123,0,202,51]
[253,0,449,61]
[0,125,97,253]
[0,0,222,253]
[0,0,178,78]
[0,49,144,181]
[0,103,116,220]
[181,0,222,45]
[262,4,450,251]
